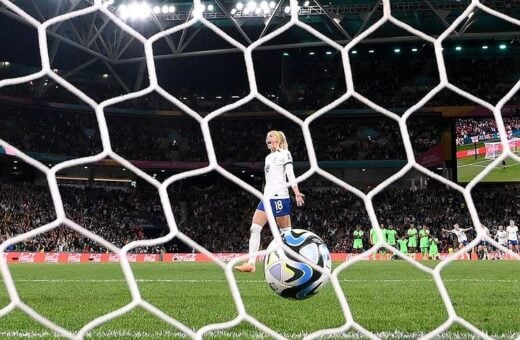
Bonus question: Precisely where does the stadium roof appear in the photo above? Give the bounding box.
[0,0,519,95]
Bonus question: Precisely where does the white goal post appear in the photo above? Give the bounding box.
[485,138,520,160]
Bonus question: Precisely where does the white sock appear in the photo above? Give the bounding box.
[280,226,292,233]
[248,223,263,264]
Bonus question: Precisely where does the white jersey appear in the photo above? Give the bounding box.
[496,230,508,245]
[506,225,518,241]
[263,149,293,199]
[451,229,467,243]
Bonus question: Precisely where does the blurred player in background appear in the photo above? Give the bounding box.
[419,225,430,260]
[477,224,490,260]
[407,223,418,259]
[386,224,398,259]
[506,220,519,253]
[443,223,473,250]
[235,130,304,273]
[428,234,440,260]
[352,225,364,253]
[398,236,408,256]
[495,225,508,259]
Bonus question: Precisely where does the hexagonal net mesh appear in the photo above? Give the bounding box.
[0,0,519,338]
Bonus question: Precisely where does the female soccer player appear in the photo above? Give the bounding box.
[234,130,305,273]
[442,223,473,249]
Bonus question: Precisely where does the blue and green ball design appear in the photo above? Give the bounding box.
[264,229,331,300]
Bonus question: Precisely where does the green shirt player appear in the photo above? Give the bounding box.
[407,224,418,258]
[370,226,378,246]
[429,235,440,260]
[352,226,364,253]
[379,223,389,258]
[398,236,408,255]
[386,224,398,248]
[419,226,430,259]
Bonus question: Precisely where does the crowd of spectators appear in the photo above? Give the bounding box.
[455,117,520,145]
[2,178,519,254]
[0,180,169,253]
[2,102,449,163]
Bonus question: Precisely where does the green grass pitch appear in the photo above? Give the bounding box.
[0,261,519,339]
[457,155,520,183]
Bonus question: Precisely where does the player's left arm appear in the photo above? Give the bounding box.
[284,151,304,206]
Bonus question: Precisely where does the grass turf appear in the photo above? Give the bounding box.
[0,261,519,339]
[456,155,520,183]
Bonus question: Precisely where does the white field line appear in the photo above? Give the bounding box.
[0,330,517,339]
[458,160,520,169]
[3,278,520,284]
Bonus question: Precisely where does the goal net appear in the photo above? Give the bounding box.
[0,0,519,339]
[485,138,520,160]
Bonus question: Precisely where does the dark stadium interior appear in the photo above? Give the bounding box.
[0,0,519,257]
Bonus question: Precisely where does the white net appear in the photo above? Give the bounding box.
[485,138,520,159]
[484,142,501,160]
[0,0,520,339]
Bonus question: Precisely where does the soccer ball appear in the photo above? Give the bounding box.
[264,229,331,300]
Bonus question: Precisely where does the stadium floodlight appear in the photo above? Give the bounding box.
[246,0,257,10]
[394,48,401,53]
[303,0,310,6]
[127,3,152,20]
[207,4,214,11]
[13,160,17,163]
[243,7,250,14]
[153,5,160,14]
[325,51,332,55]
[255,7,261,14]
[269,1,276,8]
[161,5,169,13]
[411,48,418,52]
[102,73,109,78]
[368,49,374,53]
[169,5,176,13]
[455,46,462,51]
[482,45,488,50]
[231,8,237,14]
[84,166,88,169]
[284,5,290,13]
[282,52,289,56]
[309,51,315,55]
[118,4,128,19]
[260,1,268,9]
[236,2,244,10]
[499,44,507,50]
[351,50,357,54]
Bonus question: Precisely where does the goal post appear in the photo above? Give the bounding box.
[484,142,502,160]
[485,139,520,160]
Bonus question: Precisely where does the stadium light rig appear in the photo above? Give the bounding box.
[116,1,218,20]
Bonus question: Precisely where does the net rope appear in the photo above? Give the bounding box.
[0,0,519,338]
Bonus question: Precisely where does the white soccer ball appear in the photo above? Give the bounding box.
[264,229,331,300]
